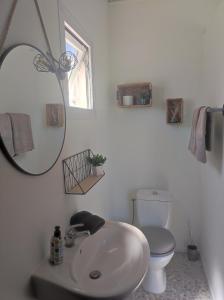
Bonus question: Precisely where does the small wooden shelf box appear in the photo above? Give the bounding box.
[117,82,152,108]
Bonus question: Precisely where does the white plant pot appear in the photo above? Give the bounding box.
[92,166,104,176]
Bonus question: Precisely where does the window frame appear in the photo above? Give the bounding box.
[58,0,95,117]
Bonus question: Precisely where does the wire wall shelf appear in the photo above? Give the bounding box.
[63,149,105,195]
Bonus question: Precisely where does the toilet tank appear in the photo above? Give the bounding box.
[134,189,173,228]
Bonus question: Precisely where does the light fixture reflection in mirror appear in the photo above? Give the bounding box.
[33,51,78,80]
[0,44,66,175]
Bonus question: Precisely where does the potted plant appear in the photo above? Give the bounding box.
[87,154,106,176]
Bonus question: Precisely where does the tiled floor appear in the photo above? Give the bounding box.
[127,253,211,300]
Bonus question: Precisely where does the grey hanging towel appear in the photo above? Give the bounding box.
[205,110,212,151]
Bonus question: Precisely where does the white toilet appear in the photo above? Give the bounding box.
[134,189,176,294]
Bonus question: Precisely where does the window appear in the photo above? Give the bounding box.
[65,23,93,109]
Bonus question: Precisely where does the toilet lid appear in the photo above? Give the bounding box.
[141,226,175,256]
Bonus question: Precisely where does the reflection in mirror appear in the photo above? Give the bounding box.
[0,44,66,175]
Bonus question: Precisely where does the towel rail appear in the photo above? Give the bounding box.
[207,105,224,115]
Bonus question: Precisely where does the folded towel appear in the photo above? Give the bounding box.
[70,211,92,228]
[82,215,105,234]
[70,211,105,234]
[188,106,208,163]
[0,114,15,156]
[7,113,34,155]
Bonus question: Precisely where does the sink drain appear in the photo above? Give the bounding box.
[89,270,102,280]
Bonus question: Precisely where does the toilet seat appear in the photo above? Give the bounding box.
[142,226,175,257]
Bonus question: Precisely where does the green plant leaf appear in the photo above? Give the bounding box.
[87,153,106,166]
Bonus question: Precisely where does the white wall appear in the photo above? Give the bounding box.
[0,1,110,299]
[200,1,224,299]
[2,0,224,299]
[61,0,112,216]
[108,0,217,251]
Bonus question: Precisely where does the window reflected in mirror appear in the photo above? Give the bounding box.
[65,23,93,110]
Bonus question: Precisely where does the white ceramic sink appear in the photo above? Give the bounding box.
[32,221,149,300]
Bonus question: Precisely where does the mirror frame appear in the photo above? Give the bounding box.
[0,43,66,176]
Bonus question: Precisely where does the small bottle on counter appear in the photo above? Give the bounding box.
[50,226,63,265]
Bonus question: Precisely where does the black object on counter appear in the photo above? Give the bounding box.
[70,211,105,234]
[82,214,105,234]
[70,211,92,229]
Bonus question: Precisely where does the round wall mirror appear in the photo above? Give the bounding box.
[0,44,66,175]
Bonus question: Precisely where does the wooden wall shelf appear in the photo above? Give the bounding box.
[117,82,152,108]
[69,174,104,194]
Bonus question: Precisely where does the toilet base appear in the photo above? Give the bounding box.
[142,268,166,294]
[142,252,174,294]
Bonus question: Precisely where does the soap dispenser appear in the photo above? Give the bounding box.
[50,226,63,265]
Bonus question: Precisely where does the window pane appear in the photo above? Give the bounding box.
[65,42,78,57]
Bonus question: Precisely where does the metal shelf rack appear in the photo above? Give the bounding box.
[62,149,105,195]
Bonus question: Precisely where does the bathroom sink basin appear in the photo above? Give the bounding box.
[32,221,149,300]
[71,221,149,298]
